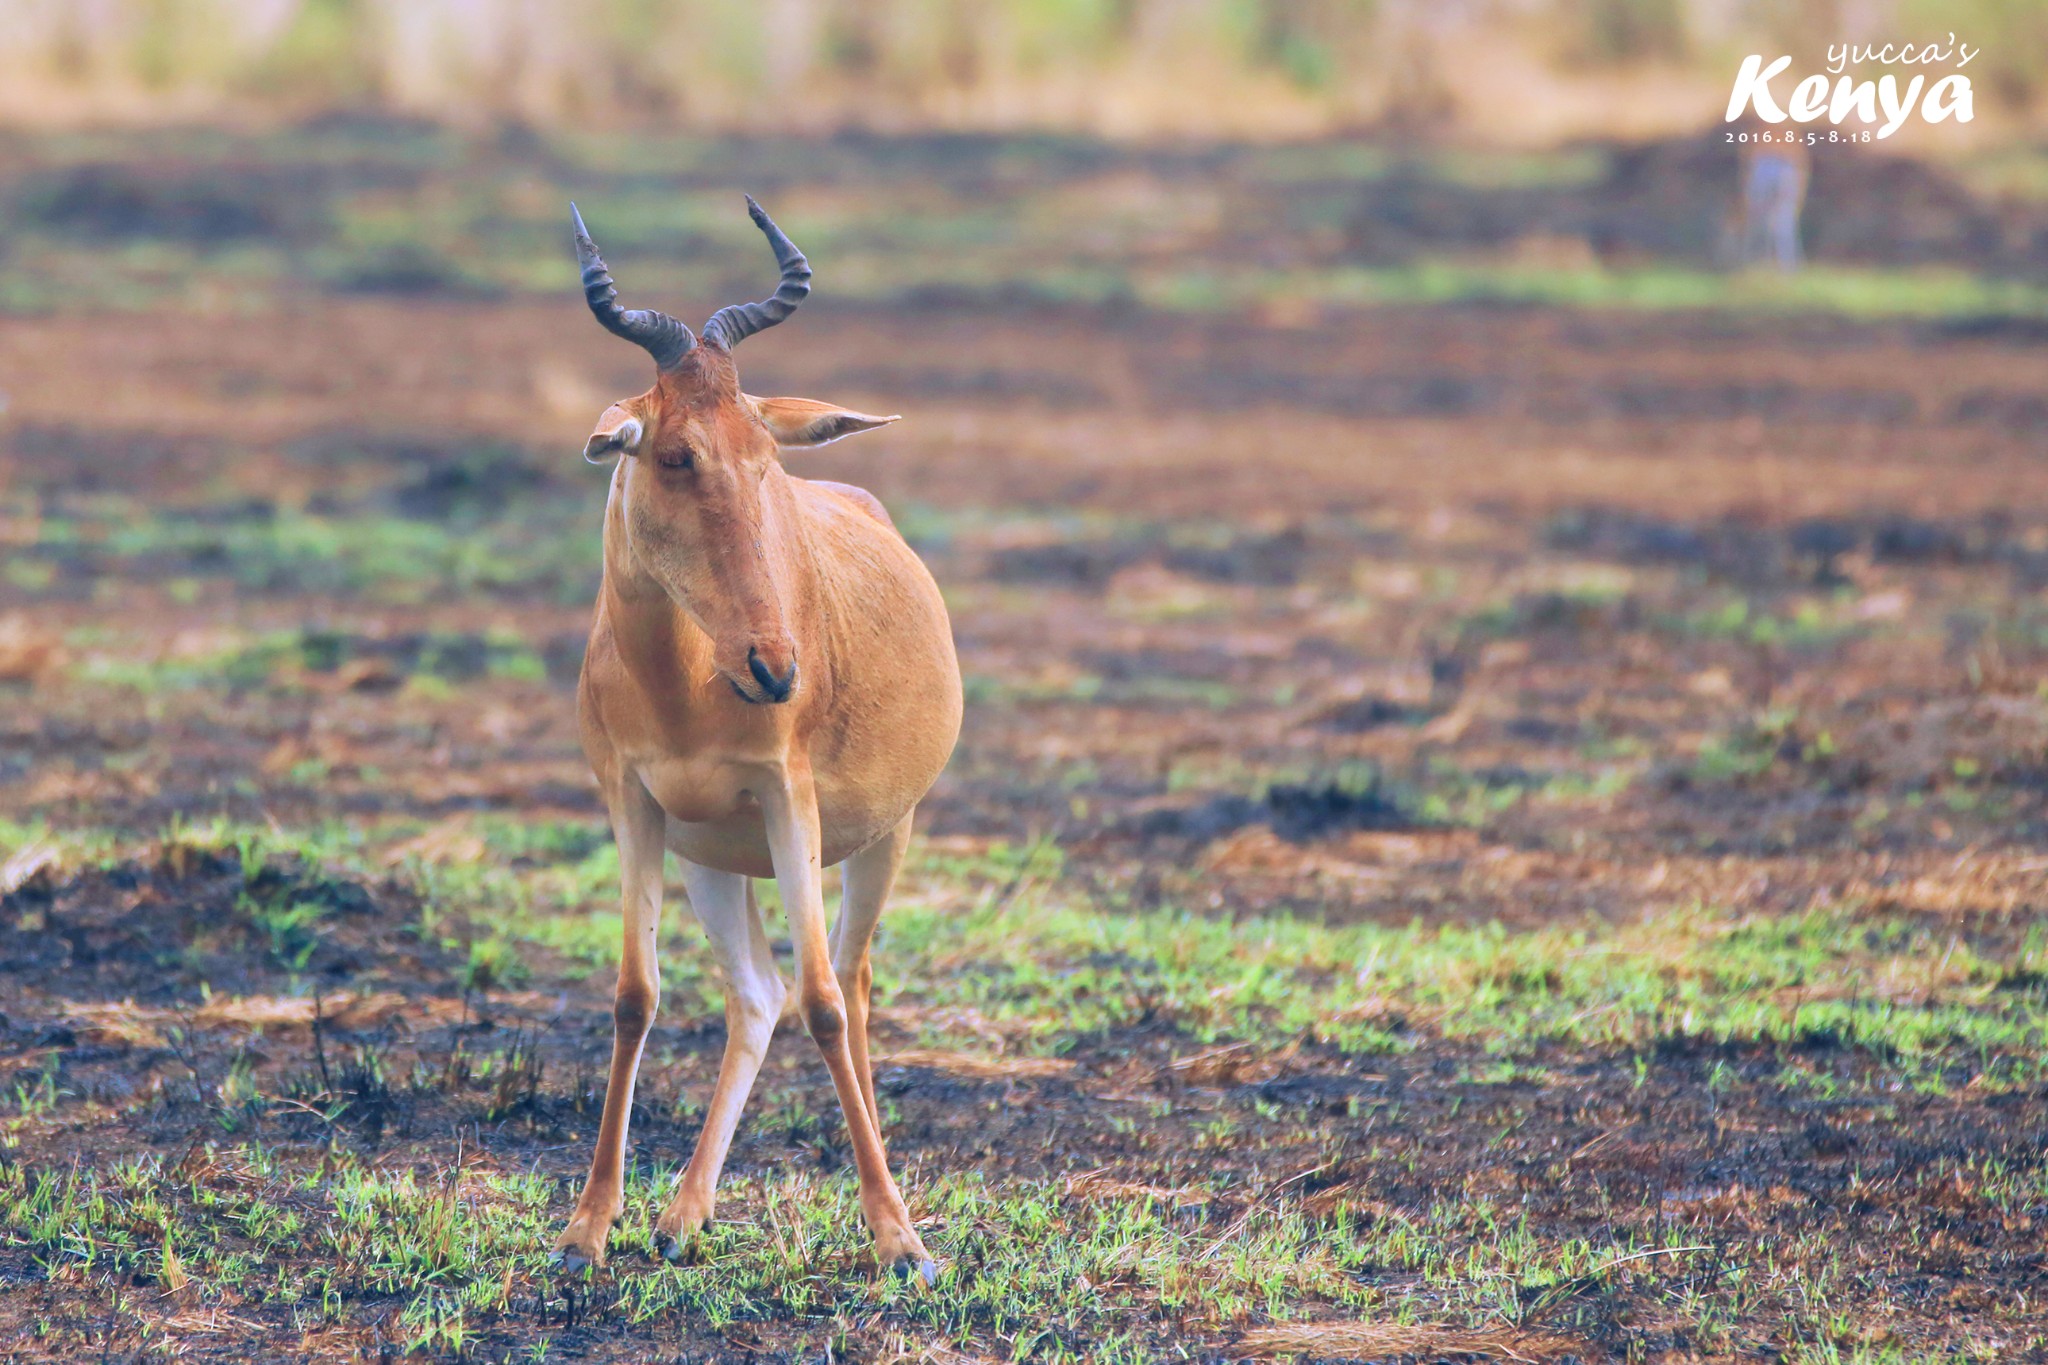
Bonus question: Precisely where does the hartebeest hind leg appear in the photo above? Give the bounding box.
[830,811,915,1136]
[553,783,666,1269]
[763,775,935,1280]
[653,863,786,1258]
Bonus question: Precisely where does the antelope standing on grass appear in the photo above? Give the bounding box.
[551,197,961,1280]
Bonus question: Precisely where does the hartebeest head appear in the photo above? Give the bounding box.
[571,196,897,705]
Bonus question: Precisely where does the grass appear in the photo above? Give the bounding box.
[65,624,557,695]
[11,0,2048,152]
[0,1152,1652,1359]
[4,122,2047,328]
[18,499,603,608]
[24,1135,1886,1360]
[8,819,2048,1359]
[379,815,2048,1079]
[15,817,2048,1084]
[4,1089,2040,1360]
[1321,260,2048,322]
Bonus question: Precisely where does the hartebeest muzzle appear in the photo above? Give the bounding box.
[738,644,798,705]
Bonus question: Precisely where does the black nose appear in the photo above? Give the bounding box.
[747,648,797,703]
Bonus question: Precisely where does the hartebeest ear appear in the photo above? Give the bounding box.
[749,396,900,448]
[582,405,644,464]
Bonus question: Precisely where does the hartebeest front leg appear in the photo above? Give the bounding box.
[762,775,936,1281]
[653,863,786,1259]
[553,781,666,1270]
[831,811,915,1137]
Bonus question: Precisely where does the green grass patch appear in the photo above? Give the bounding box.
[17,491,602,607]
[7,818,2048,1358]
[4,1140,2035,1359]
[18,821,2043,1086]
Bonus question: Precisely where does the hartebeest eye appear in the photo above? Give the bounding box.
[656,444,695,471]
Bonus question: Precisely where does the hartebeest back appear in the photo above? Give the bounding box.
[551,196,961,1279]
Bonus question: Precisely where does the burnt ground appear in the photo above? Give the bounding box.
[6,843,2048,1364]
[10,297,2048,923]
[4,130,2048,1362]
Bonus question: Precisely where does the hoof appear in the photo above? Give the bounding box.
[891,1256,940,1288]
[651,1228,686,1263]
[550,1218,610,1272]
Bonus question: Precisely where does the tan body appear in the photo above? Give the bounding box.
[584,471,957,874]
[550,200,961,1276]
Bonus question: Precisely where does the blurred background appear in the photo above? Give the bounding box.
[4,0,2048,914]
[2,0,2046,142]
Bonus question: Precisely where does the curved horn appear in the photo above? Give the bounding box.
[702,194,811,350]
[569,202,695,369]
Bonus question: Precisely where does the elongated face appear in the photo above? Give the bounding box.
[584,344,898,705]
[571,196,897,703]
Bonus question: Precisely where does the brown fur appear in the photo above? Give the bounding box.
[552,342,960,1273]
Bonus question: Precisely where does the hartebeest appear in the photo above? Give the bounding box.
[551,197,961,1280]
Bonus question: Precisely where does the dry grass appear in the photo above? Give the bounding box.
[1062,1171,1214,1206]
[0,840,60,897]
[53,990,557,1049]
[1238,1320,1583,1362]
[874,1048,1075,1081]
[2,0,2040,143]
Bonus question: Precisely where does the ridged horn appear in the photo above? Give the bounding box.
[569,202,696,369]
[702,195,811,350]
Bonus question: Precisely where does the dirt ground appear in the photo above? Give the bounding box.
[11,294,2048,911]
[5,131,2048,1363]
